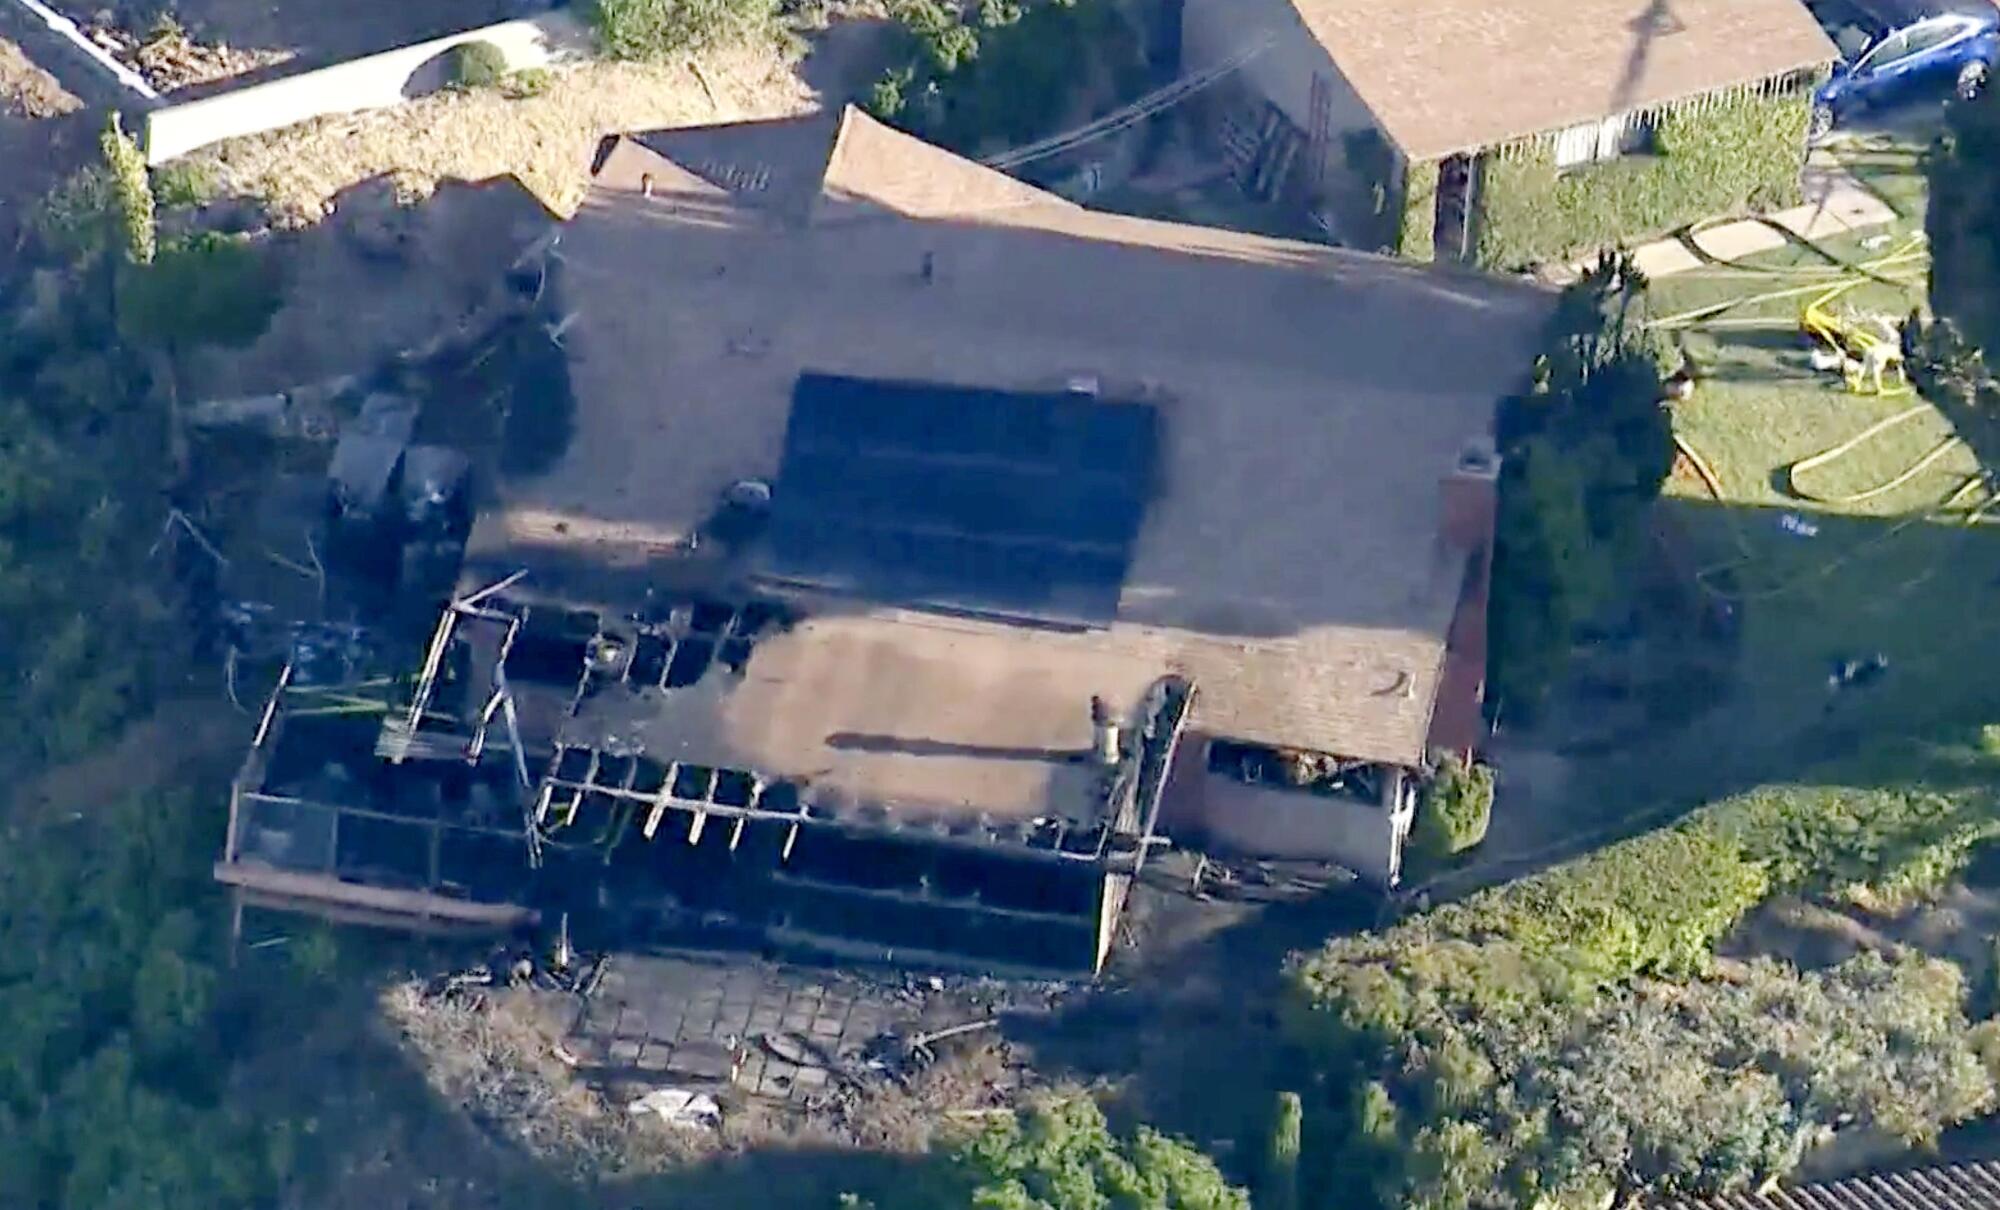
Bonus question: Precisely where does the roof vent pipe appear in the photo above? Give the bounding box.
[1090,696,1121,766]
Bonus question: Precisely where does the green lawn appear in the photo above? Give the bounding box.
[1558,136,2000,813]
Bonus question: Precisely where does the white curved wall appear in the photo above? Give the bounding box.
[145,11,587,165]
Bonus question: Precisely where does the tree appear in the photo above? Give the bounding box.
[1405,1120,1507,1210]
[587,0,779,60]
[1929,82,2000,354]
[117,232,281,357]
[100,113,155,266]
[866,0,1142,154]
[1488,253,1673,713]
[0,786,286,1209]
[1263,1092,1302,1210]
[958,1094,1248,1210]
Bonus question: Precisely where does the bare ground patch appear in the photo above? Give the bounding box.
[383,974,1024,1185]
[188,48,820,224]
[0,35,79,117]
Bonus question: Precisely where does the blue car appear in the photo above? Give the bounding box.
[1812,8,2000,134]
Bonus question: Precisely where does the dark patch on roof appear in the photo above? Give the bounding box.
[759,373,1159,624]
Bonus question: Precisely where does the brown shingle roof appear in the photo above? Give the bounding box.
[469,108,1551,790]
[1661,1160,2000,1210]
[1292,0,1837,161]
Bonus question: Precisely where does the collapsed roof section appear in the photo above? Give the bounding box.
[218,588,1193,975]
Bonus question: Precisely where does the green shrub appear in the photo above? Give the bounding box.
[587,0,780,60]
[499,66,553,99]
[119,232,282,354]
[152,160,216,209]
[866,63,916,121]
[958,1093,1248,1209]
[870,0,1141,155]
[100,113,155,265]
[1413,756,1495,860]
[1472,91,1811,270]
[1397,158,1438,260]
[35,166,117,258]
[451,40,508,88]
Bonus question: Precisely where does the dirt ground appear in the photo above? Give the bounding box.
[180,172,556,400]
[1,35,80,117]
[185,20,899,224]
[190,51,811,222]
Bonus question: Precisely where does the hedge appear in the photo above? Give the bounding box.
[1469,90,1811,271]
[1296,737,2000,1040]
[1397,158,1438,261]
[1286,731,2000,1205]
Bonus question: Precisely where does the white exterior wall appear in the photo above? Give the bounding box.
[1199,767,1413,886]
[145,12,588,165]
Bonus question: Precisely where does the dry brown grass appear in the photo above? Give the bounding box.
[189,47,819,224]
[0,37,79,118]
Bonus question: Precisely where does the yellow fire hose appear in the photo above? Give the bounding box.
[1783,404,1958,504]
[1645,233,1930,333]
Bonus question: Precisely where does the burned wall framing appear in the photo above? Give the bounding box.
[218,586,1190,975]
[220,652,542,930]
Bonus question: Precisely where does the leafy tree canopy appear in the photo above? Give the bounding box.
[1489,253,1674,712]
[117,232,282,354]
[958,1095,1248,1210]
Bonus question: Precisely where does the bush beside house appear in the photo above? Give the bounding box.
[1412,755,1495,860]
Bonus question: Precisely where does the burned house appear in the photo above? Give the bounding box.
[217,107,1550,975]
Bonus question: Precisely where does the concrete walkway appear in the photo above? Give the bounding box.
[1563,154,1900,281]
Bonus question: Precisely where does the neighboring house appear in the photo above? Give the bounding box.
[1659,1158,2000,1208]
[219,107,1549,975]
[1182,0,1838,266]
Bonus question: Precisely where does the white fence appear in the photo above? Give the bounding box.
[144,11,588,166]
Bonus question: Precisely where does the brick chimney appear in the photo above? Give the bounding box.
[1429,437,1501,757]
[1439,437,1500,552]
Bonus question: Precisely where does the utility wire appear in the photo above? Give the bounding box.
[980,34,1275,172]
